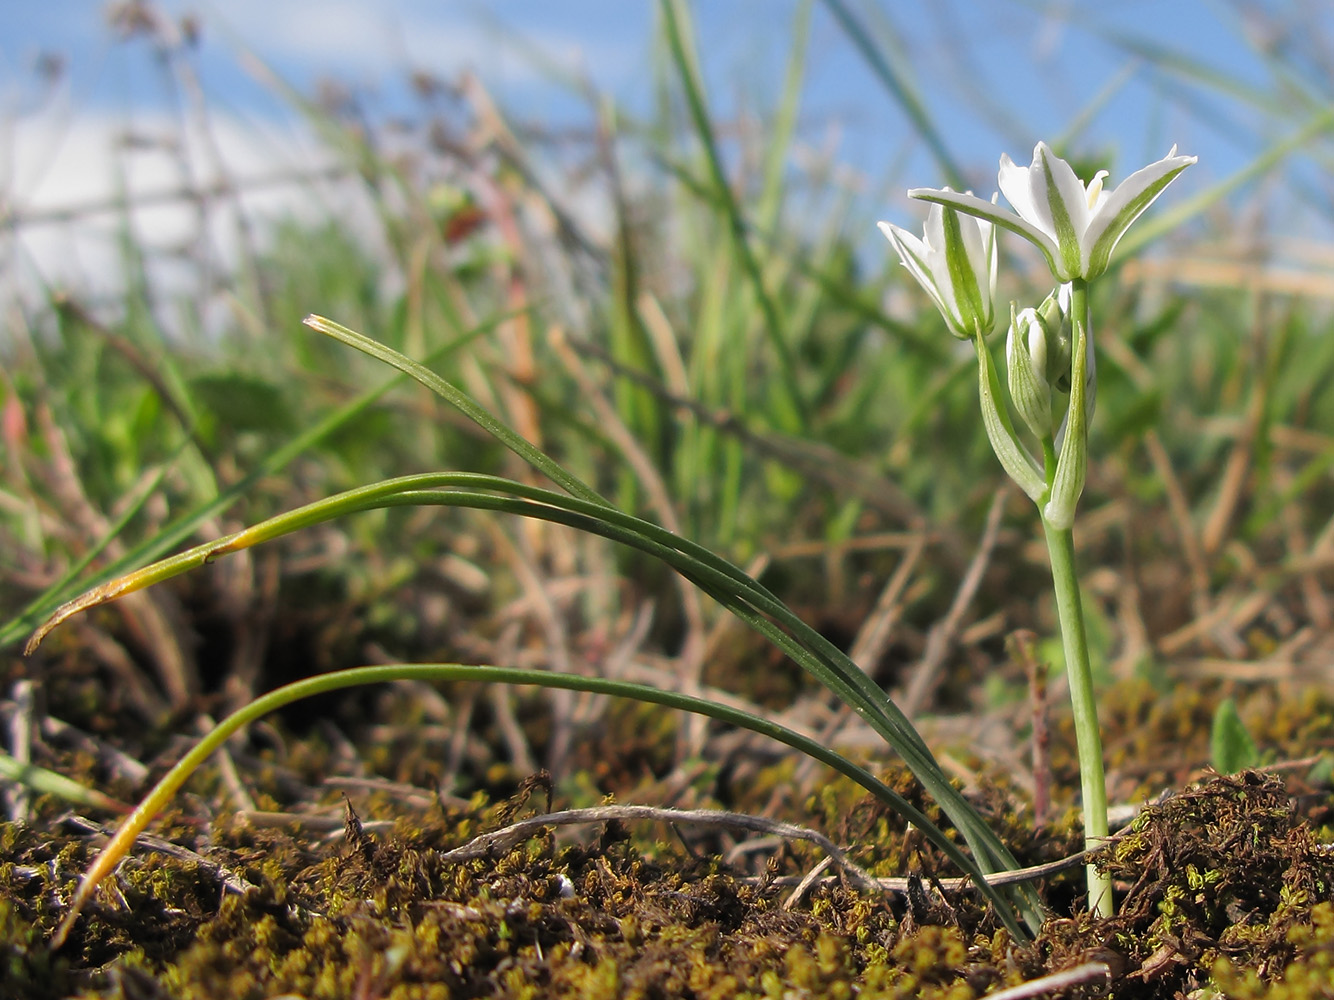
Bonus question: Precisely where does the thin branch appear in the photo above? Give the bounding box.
[437,803,881,892]
[902,486,1009,716]
[983,962,1110,1000]
[434,803,1098,895]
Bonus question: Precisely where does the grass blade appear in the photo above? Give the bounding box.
[48,661,1028,949]
[27,468,1043,932]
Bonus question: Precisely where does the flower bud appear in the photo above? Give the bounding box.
[1034,285,1072,391]
[1006,304,1052,439]
[1005,286,1071,440]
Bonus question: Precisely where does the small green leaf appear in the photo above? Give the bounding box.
[1211,698,1260,774]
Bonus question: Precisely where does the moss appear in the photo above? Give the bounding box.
[1039,770,1334,998]
[8,680,1334,997]
[1209,902,1334,999]
[0,898,72,999]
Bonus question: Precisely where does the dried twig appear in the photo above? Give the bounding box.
[787,534,926,793]
[4,681,36,822]
[1143,429,1211,623]
[549,326,709,758]
[901,485,1009,717]
[985,962,1111,1000]
[1008,630,1051,827]
[434,803,1103,897]
[783,854,834,910]
[197,715,256,814]
[436,804,882,892]
[1200,297,1271,558]
[60,815,256,898]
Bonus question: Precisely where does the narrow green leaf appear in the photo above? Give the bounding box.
[1211,698,1260,775]
[52,663,1028,945]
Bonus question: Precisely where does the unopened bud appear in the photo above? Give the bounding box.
[1035,285,1073,392]
[1007,301,1057,439]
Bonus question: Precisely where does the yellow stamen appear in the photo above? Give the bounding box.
[1086,170,1109,209]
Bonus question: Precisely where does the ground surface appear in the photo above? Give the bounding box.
[4,664,1334,1000]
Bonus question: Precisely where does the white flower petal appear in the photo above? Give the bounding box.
[997,150,1051,239]
[995,143,1195,281]
[910,186,1060,279]
[1035,144,1096,280]
[1081,147,1198,277]
[880,197,998,339]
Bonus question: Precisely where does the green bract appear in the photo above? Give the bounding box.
[1043,295,1091,531]
[909,143,1196,282]
[972,328,1046,502]
[877,194,997,339]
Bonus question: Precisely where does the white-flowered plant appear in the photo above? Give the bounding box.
[911,142,1197,282]
[882,142,1195,920]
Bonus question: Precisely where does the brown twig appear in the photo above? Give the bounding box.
[787,534,926,794]
[4,681,36,822]
[436,804,882,893]
[1143,429,1212,623]
[1008,630,1051,827]
[901,485,1009,717]
[1200,297,1270,558]
[548,325,709,758]
[60,814,257,898]
[435,803,1102,895]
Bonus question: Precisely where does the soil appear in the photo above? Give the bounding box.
[4,656,1334,999]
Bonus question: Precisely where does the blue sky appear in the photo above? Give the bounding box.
[2,0,1332,295]
[0,2,1305,166]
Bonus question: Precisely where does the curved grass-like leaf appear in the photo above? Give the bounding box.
[304,315,1045,928]
[29,469,1043,934]
[48,662,1027,949]
[31,316,1047,935]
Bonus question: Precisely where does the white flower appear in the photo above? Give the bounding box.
[878,194,997,339]
[910,143,1196,282]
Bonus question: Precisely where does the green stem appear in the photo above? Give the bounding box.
[1041,519,1110,917]
[1041,277,1112,918]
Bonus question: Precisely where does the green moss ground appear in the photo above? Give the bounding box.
[3,678,1334,998]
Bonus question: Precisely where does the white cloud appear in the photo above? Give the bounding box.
[1,106,379,320]
[158,0,641,92]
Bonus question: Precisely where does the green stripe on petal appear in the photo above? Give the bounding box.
[940,207,987,334]
[1037,147,1085,282]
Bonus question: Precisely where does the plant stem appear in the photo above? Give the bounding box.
[1040,278,1111,917]
[1041,516,1111,917]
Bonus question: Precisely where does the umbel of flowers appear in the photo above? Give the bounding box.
[881,142,1196,919]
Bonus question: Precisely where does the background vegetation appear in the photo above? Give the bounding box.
[4,2,1334,995]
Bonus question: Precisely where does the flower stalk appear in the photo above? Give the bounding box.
[1042,515,1111,916]
[1039,278,1110,916]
